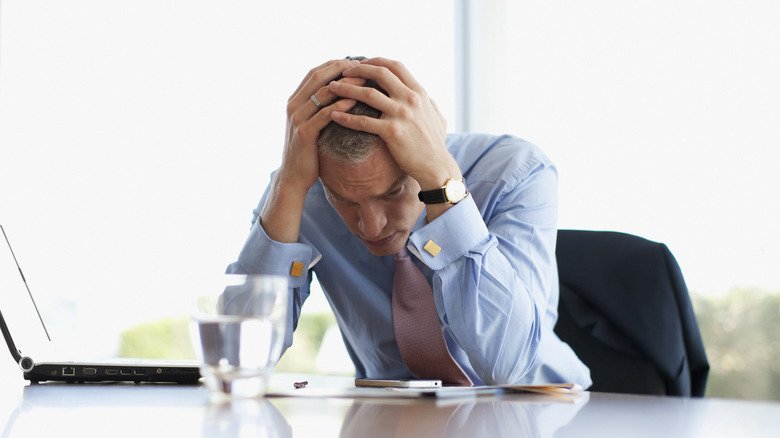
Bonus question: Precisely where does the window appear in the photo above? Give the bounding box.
[462,0,780,297]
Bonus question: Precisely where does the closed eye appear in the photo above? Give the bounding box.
[386,187,403,197]
[381,183,408,201]
[329,194,356,206]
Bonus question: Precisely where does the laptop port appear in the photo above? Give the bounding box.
[120,369,132,376]
[62,366,76,376]
[83,368,97,375]
[105,369,119,375]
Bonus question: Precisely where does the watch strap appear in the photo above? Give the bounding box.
[417,188,448,204]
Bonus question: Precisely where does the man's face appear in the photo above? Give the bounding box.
[319,142,425,257]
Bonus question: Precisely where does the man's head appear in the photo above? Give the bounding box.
[317,65,424,256]
[319,143,424,257]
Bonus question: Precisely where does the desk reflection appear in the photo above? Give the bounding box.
[10,385,293,438]
[8,384,586,438]
[338,393,587,438]
[5,381,780,437]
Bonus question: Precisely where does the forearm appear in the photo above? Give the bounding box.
[258,171,309,244]
[436,241,548,385]
[408,169,559,385]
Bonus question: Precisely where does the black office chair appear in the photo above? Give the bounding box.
[554,230,709,396]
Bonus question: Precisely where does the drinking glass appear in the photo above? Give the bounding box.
[191,274,289,399]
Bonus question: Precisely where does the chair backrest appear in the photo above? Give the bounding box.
[554,230,709,396]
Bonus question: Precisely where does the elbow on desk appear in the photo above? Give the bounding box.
[473,327,541,386]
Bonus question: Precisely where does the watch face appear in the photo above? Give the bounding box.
[444,179,467,203]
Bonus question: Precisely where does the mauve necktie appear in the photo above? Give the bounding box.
[392,246,473,386]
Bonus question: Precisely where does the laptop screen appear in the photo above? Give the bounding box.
[0,225,54,360]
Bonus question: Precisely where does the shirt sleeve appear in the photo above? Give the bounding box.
[407,162,559,385]
[226,217,321,288]
[225,214,323,352]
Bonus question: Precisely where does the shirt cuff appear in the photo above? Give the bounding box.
[233,220,322,289]
[407,195,491,271]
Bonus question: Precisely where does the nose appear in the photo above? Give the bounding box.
[357,203,387,239]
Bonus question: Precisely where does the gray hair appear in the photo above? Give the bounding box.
[317,77,387,164]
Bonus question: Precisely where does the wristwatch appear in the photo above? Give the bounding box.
[418,178,468,204]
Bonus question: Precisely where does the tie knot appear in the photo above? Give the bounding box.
[395,246,410,261]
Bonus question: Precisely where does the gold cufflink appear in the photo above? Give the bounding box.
[423,240,441,256]
[290,261,304,277]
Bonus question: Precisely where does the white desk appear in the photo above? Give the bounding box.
[2,374,779,437]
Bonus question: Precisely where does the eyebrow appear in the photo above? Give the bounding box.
[325,174,409,203]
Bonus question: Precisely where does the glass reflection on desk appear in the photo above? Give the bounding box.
[202,398,291,438]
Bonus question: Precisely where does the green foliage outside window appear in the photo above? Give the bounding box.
[692,288,780,401]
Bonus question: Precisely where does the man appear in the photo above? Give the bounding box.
[227,57,591,387]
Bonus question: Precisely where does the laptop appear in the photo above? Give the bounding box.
[1,224,201,384]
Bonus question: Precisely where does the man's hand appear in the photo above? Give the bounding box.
[279,58,363,194]
[260,59,362,243]
[327,58,462,193]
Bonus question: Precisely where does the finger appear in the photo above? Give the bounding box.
[327,80,393,114]
[290,61,364,123]
[290,59,362,107]
[329,109,384,136]
[303,77,366,119]
[363,57,422,89]
[347,57,424,95]
[338,64,409,101]
[307,98,359,134]
[340,77,367,87]
[309,93,325,110]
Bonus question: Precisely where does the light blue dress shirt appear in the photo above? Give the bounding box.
[227,133,592,387]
